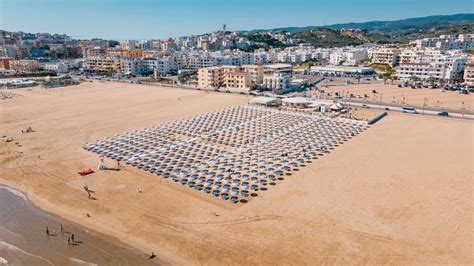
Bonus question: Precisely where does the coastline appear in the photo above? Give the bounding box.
[0,182,163,265]
[0,179,178,265]
[1,81,471,264]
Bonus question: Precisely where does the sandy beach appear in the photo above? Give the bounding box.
[0,185,154,265]
[1,81,472,264]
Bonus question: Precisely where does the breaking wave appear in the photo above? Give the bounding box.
[0,241,53,265]
[0,186,27,201]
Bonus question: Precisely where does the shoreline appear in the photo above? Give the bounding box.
[0,179,178,265]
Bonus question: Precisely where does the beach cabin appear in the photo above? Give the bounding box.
[282,97,310,108]
[249,96,282,107]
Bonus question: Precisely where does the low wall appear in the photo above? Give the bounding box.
[368,112,387,125]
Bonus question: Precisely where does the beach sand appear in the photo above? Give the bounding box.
[1,81,472,264]
[0,185,154,265]
[326,82,474,111]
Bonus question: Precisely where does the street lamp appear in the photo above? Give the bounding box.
[422,97,428,115]
[379,93,383,110]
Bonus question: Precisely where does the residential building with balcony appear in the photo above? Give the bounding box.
[371,47,400,66]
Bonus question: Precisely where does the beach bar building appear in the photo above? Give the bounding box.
[282,97,310,108]
[249,96,282,107]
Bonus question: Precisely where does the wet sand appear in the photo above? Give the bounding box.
[1,81,472,264]
[0,185,156,265]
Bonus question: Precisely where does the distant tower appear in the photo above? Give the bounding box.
[223,24,227,32]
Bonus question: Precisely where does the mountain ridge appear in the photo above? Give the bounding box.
[245,13,474,33]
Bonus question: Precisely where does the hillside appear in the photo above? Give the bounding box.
[245,14,474,48]
[248,13,474,34]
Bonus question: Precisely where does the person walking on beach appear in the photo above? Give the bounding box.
[46,226,50,236]
[71,234,75,243]
[67,235,71,245]
[60,224,64,234]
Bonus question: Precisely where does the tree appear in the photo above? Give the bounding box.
[108,40,120,48]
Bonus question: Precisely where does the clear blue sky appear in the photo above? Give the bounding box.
[0,0,472,40]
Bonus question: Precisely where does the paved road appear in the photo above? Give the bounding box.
[88,78,474,121]
[344,101,474,120]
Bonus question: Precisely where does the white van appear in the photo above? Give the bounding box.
[402,106,417,114]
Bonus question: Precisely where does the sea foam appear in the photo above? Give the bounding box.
[0,186,27,201]
[69,257,98,266]
[0,241,53,265]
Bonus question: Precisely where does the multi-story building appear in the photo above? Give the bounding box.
[0,57,11,70]
[463,62,474,86]
[413,34,474,51]
[329,48,368,66]
[371,47,400,66]
[121,49,144,58]
[120,40,137,50]
[83,46,106,58]
[198,64,264,90]
[263,72,292,92]
[9,59,41,73]
[198,66,223,88]
[263,64,293,92]
[397,55,467,81]
[242,65,264,86]
[121,58,144,76]
[224,72,251,89]
[141,57,176,76]
[83,57,121,75]
[105,48,123,57]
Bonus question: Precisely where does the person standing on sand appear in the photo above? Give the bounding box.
[99,156,106,171]
[71,234,75,243]
[60,224,64,234]
[46,226,50,236]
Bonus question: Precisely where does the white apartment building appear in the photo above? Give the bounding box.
[120,40,137,50]
[263,72,292,91]
[329,48,368,66]
[412,34,474,51]
[141,57,172,76]
[263,63,293,92]
[121,58,143,75]
[397,55,467,81]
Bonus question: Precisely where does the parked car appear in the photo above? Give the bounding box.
[438,112,449,117]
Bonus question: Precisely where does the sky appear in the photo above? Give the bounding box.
[0,0,472,40]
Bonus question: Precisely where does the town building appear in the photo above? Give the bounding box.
[463,62,474,86]
[224,72,251,89]
[371,47,400,66]
[83,57,121,75]
[397,55,467,81]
